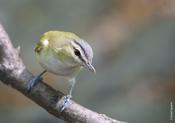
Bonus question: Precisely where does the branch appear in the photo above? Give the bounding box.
[0,23,127,123]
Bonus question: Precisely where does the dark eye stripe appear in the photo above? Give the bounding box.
[73,40,88,59]
[73,47,85,63]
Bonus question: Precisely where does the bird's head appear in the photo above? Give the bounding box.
[70,38,96,73]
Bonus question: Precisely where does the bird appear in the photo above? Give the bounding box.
[27,31,95,111]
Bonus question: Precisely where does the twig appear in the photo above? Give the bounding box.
[0,23,127,123]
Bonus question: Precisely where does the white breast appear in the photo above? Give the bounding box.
[36,50,81,78]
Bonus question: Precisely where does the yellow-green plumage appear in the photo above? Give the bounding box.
[35,31,82,79]
[35,31,79,60]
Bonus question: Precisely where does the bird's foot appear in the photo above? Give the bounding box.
[56,95,72,112]
[27,76,42,92]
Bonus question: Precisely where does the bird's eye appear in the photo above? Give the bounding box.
[74,49,81,56]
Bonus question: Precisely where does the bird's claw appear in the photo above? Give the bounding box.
[27,76,42,92]
[56,95,72,112]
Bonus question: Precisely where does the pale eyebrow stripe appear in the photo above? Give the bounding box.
[73,47,85,63]
[73,40,88,59]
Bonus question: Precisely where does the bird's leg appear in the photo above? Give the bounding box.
[68,78,76,97]
[58,78,76,112]
[27,70,47,91]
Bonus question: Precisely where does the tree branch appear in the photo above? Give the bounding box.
[0,23,127,123]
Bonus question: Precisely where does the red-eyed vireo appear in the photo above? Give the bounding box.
[27,31,95,111]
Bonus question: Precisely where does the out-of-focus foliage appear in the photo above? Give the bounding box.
[0,0,175,123]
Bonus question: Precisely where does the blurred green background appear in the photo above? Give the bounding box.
[0,0,175,123]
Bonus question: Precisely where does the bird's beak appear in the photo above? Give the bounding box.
[85,63,96,74]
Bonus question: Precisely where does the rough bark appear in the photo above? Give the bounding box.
[0,23,127,123]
